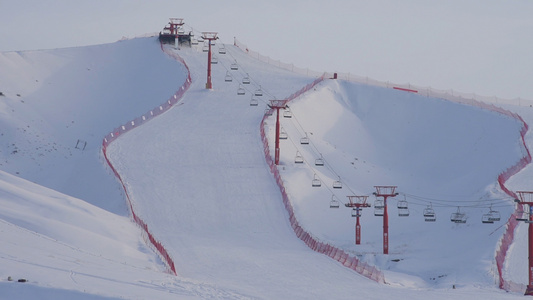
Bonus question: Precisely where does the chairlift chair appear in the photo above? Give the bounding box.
[197,37,204,43]
[237,85,245,95]
[254,86,263,97]
[218,45,226,54]
[374,206,384,217]
[224,71,233,82]
[312,174,321,187]
[332,177,342,189]
[351,208,361,218]
[202,42,209,52]
[231,61,239,70]
[482,213,494,224]
[250,97,259,107]
[283,109,292,118]
[242,74,251,84]
[300,133,310,145]
[397,199,409,217]
[264,107,273,116]
[191,38,199,45]
[374,199,384,209]
[279,128,288,139]
[488,207,501,222]
[315,154,324,166]
[330,196,340,208]
[294,152,304,164]
[450,207,467,223]
[211,55,218,64]
[423,205,436,222]
[374,199,384,216]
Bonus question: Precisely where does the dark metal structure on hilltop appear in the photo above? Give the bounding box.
[159,18,193,47]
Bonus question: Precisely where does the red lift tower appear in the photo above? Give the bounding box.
[168,18,184,36]
[201,32,218,89]
[268,100,288,165]
[515,191,533,296]
[373,186,398,254]
[346,196,371,245]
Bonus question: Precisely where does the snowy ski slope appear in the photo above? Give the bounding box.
[0,36,531,299]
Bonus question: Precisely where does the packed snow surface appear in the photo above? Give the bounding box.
[0,36,532,299]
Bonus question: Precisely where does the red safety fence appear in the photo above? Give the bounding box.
[259,74,385,284]
[101,43,192,275]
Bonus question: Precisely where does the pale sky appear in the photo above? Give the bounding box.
[1,0,532,100]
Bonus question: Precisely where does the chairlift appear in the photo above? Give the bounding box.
[231,61,239,70]
[312,174,321,187]
[224,71,233,82]
[482,213,494,224]
[250,97,259,107]
[237,85,245,95]
[218,45,226,54]
[488,206,501,222]
[351,208,361,218]
[374,199,384,216]
[197,37,204,43]
[242,74,251,84]
[374,199,385,209]
[264,107,273,116]
[397,199,409,217]
[330,196,340,208]
[202,42,209,52]
[211,55,218,64]
[191,38,199,45]
[315,154,324,166]
[283,109,292,118]
[332,177,342,189]
[300,133,310,145]
[423,204,436,222]
[294,151,304,164]
[450,207,467,223]
[254,86,263,97]
[279,127,288,139]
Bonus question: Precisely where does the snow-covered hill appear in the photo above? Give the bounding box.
[0,36,531,299]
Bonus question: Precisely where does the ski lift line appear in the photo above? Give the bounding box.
[278,121,352,196]
[398,193,513,209]
[180,23,278,99]
[221,45,280,100]
[407,200,511,209]
[286,108,346,183]
[401,192,514,204]
[208,49,270,101]
[400,198,509,210]
[279,131,347,205]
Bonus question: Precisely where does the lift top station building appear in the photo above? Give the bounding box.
[159,18,193,47]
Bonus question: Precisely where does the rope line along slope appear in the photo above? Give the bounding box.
[100,41,192,275]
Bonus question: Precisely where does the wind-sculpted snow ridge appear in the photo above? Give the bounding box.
[259,75,385,283]
[101,42,192,276]
[237,36,530,290]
